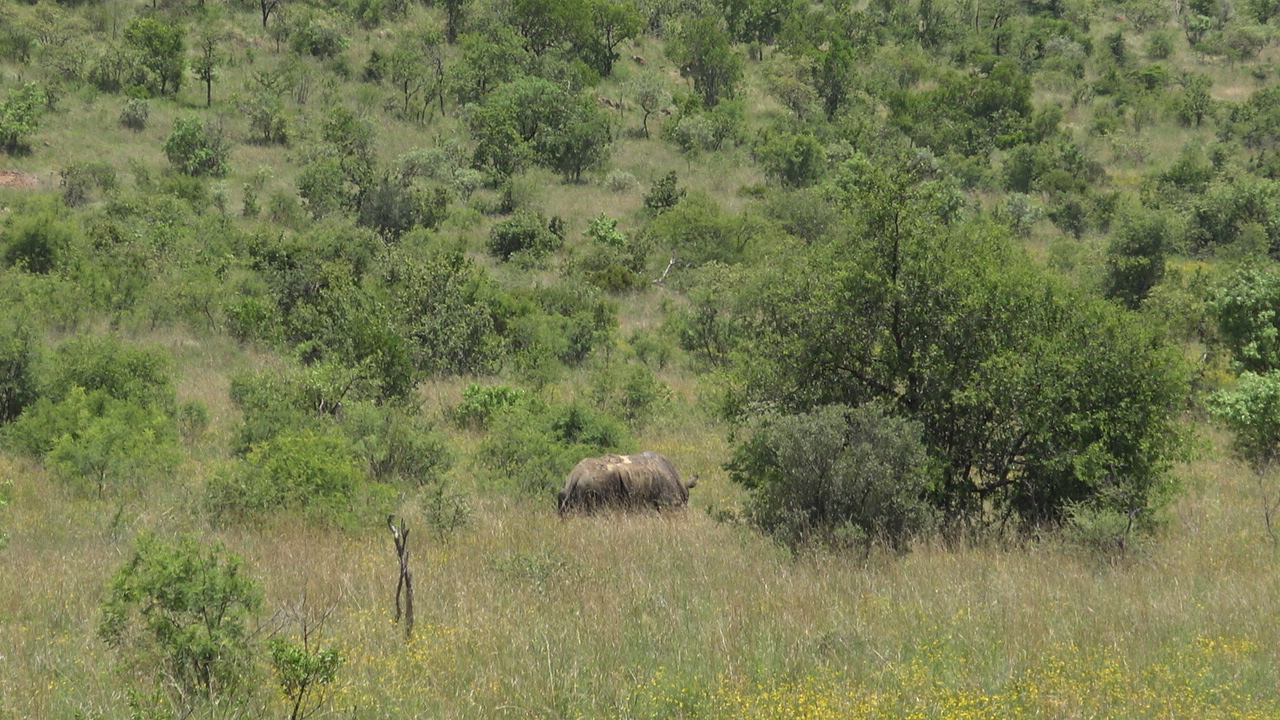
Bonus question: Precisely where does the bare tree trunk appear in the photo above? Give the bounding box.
[388,516,415,641]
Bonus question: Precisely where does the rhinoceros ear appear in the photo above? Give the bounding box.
[686,474,699,489]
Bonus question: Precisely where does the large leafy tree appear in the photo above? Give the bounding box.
[469,77,611,181]
[668,15,743,108]
[706,163,1189,530]
[123,17,186,96]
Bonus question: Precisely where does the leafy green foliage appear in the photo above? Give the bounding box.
[288,9,350,58]
[668,16,742,108]
[454,383,532,429]
[643,171,686,213]
[341,402,452,487]
[1106,209,1172,309]
[98,533,262,704]
[469,77,612,181]
[2,208,74,274]
[40,388,180,496]
[269,637,344,720]
[60,161,117,207]
[206,428,369,521]
[487,209,562,260]
[41,334,174,409]
[1213,265,1280,374]
[0,322,37,424]
[756,131,827,188]
[123,18,185,96]
[1210,372,1280,472]
[708,166,1189,531]
[0,83,43,154]
[382,250,506,377]
[728,403,936,552]
[119,98,149,131]
[163,117,230,177]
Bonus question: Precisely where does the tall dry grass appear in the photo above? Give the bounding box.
[3,367,1280,720]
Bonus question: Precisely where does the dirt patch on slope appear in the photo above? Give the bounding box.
[0,171,39,189]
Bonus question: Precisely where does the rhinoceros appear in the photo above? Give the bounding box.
[558,451,697,515]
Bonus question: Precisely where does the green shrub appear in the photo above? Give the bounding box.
[42,334,174,409]
[756,131,827,188]
[453,383,531,429]
[227,363,358,455]
[268,637,344,720]
[41,388,181,497]
[590,362,670,426]
[289,11,350,59]
[478,400,630,496]
[341,402,452,487]
[0,83,43,154]
[727,403,937,553]
[119,98,149,131]
[643,171,685,213]
[99,532,262,707]
[60,161,118,207]
[163,116,230,177]
[487,209,562,260]
[0,322,37,424]
[206,429,367,520]
[358,179,449,240]
[2,209,75,274]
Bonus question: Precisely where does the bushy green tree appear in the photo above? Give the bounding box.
[478,398,630,495]
[1106,209,1172,310]
[469,77,611,181]
[2,207,75,274]
[341,402,452,487]
[42,388,180,497]
[163,117,230,177]
[668,16,743,108]
[644,171,685,213]
[0,83,43,154]
[99,533,262,705]
[708,165,1189,531]
[0,322,37,424]
[728,403,936,552]
[123,17,185,96]
[757,131,827,188]
[207,429,370,521]
[487,209,562,260]
[1214,265,1280,374]
[384,250,506,377]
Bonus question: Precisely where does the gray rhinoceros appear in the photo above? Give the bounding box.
[558,451,697,515]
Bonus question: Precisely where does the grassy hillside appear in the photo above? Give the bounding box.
[4,0,1280,717]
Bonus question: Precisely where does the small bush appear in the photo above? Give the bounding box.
[0,83,43,154]
[2,209,75,274]
[178,400,209,444]
[163,117,230,177]
[358,179,449,241]
[289,12,350,59]
[60,162,118,207]
[0,322,37,424]
[206,429,367,521]
[453,383,531,429]
[727,403,937,553]
[487,209,562,261]
[341,402,452,487]
[119,98,149,131]
[604,169,637,193]
[478,400,630,496]
[99,532,262,707]
[590,362,670,426]
[42,334,174,408]
[643,171,685,213]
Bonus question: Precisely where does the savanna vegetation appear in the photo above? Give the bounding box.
[3,0,1280,717]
